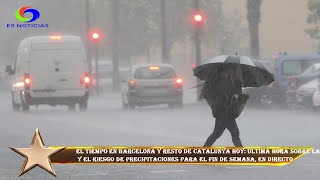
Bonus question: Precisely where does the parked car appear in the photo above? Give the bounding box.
[313,90,320,110]
[286,63,320,108]
[6,35,92,111]
[274,54,320,104]
[296,79,319,109]
[121,64,183,109]
[245,59,275,106]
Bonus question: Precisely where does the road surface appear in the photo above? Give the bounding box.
[0,88,319,180]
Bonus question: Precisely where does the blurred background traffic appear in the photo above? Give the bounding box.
[1,0,320,111]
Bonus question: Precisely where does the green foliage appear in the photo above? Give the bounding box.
[306,0,320,40]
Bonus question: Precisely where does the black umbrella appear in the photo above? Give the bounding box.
[193,55,275,87]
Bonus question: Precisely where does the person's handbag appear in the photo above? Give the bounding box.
[234,94,250,118]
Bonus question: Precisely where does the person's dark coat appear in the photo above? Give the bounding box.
[201,76,245,147]
[201,77,242,118]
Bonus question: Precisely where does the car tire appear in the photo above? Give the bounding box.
[11,93,20,112]
[79,100,88,111]
[287,103,296,111]
[20,92,30,112]
[312,105,319,112]
[21,102,29,112]
[122,102,129,109]
[176,102,183,109]
[128,102,135,110]
[68,103,76,111]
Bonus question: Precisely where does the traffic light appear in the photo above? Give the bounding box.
[192,11,205,28]
[194,14,203,22]
[88,29,103,43]
[92,32,100,40]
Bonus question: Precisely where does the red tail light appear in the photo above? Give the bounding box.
[175,78,183,88]
[81,73,93,88]
[129,79,135,89]
[24,73,31,89]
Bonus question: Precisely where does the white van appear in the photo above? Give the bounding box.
[6,35,92,111]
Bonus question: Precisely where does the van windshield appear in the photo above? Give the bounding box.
[134,67,176,79]
[282,60,320,76]
[31,42,82,51]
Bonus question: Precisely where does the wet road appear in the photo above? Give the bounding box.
[0,89,320,180]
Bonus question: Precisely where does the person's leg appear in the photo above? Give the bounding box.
[203,119,226,147]
[226,119,243,147]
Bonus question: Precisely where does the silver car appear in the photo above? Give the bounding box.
[296,79,319,109]
[121,64,183,109]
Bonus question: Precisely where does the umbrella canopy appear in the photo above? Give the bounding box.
[193,55,275,87]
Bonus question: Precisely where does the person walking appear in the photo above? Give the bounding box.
[193,55,275,147]
[201,67,244,147]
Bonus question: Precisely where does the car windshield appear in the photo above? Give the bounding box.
[302,65,317,75]
[282,59,320,76]
[134,67,176,79]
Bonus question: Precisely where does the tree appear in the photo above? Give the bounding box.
[306,0,320,45]
[247,0,262,58]
[102,0,159,62]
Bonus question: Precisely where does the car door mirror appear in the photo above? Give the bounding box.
[5,65,14,75]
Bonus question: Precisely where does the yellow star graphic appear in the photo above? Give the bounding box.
[9,128,65,177]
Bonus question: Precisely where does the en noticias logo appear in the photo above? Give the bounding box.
[6,6,48,28]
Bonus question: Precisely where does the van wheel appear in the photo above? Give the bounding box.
[68,103,76,111]
[128,102,135,110]
[79,100,88,111]
[12,95,20,112]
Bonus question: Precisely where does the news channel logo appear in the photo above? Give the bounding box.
[16,6,40,23]
[6,6,49,28]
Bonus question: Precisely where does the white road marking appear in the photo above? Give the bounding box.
[150,169,189,173]
[225,166,267,169]
[71,173,109,176]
